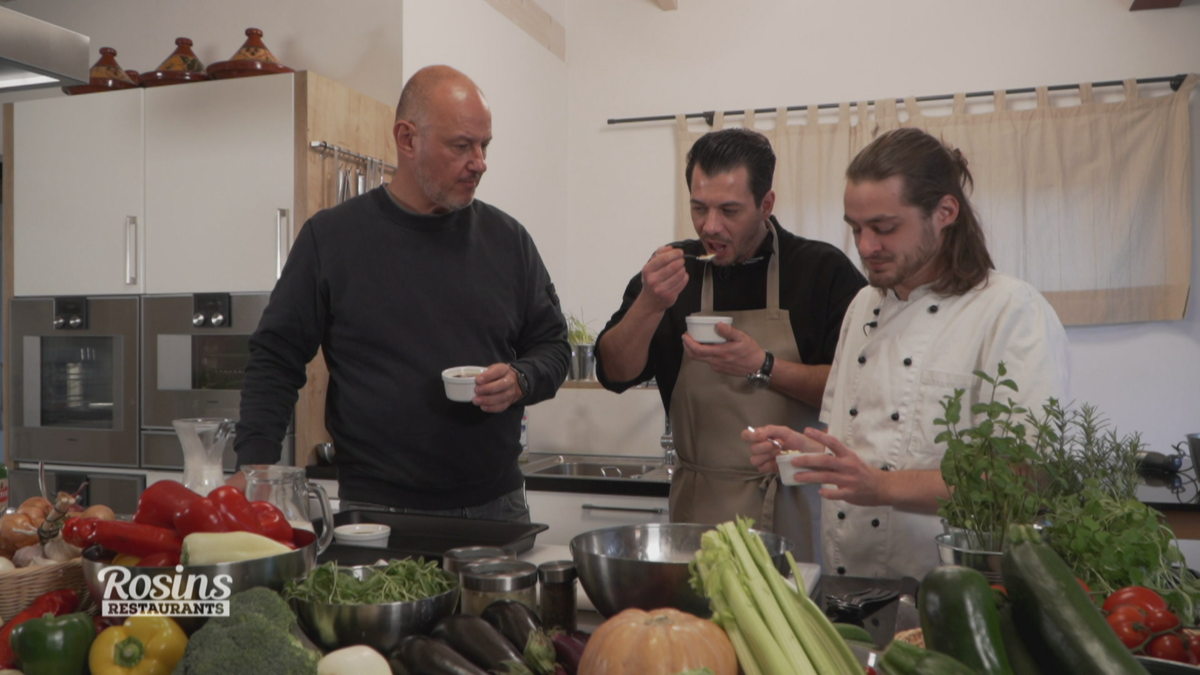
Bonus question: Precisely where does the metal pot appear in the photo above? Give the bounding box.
[934,531,1002,583]
[81,528,331,634]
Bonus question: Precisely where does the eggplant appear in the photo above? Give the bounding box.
[431,614,534,675]
[480,600,556,675]
[548,630,587,675]
[391,635,489,675]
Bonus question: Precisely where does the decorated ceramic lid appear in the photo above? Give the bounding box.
[206,28,294,80]
[140,37,210,87]
[63,47,139,95]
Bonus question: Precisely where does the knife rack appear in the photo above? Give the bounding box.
[310,140,396,205]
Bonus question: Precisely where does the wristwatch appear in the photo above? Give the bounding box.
[746,350,774,389]
[510,364,531,400]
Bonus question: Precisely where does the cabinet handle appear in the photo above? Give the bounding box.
[581,503,668,515]
[125,216,138,285]
[276,208,291,278]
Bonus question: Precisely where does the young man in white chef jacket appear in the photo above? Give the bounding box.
[746,127,1071,580]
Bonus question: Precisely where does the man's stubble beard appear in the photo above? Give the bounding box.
[866,219,940,291]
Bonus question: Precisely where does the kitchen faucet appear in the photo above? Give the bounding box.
[661,415,676,477]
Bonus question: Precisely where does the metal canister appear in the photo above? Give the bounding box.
[443,547,515,612]
[460,560,538,616]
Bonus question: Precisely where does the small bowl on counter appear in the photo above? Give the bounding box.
[287,562,459,655]
[333,523,391,548]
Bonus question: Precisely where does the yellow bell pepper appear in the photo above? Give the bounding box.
[89,615,188,675]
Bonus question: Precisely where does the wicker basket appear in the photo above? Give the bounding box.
[0,559,95,622]
[892,627,926,648]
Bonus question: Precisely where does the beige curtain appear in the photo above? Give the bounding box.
[673,73,1197,325]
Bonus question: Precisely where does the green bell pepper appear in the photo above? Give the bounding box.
[9,611,95,675]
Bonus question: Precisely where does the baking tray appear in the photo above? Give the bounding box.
[314,510,548,566]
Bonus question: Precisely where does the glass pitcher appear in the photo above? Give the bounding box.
[174,417,236,497]
[243,465,334,551]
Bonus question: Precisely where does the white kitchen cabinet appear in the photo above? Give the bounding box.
[144,74,294,293]
[11,73,295,297]
[527,490,670,546]
[13,89,145,296]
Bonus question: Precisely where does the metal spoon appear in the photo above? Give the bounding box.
[746,426,784,452]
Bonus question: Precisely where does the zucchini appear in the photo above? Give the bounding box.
[996,601,1044,675]
[1002,525,1150,675]
[832,623,876,646]
[879,640,980,675]
[919,566,1013,675]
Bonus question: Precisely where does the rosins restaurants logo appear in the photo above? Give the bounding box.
[98,565,231,617]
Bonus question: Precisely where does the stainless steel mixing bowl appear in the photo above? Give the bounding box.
[81,527,328,634]
[288,564,459,655]
[570,523,795,618]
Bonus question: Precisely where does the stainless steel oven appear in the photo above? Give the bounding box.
[10,296,140,466]
[140,293,287,470]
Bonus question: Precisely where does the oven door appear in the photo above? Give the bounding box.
[140,293,268,429]
[10,296,140,466]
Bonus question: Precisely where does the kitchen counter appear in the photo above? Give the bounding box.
[305,453,672,498]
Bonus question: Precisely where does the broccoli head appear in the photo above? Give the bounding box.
[172,612,319,675]
[217,586,298,633]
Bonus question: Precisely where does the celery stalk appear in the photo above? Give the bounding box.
[785,550,862,674]
[719,522,817,675]
[722,619,764,675]
[733,518,857,675]
[719,563,797,675]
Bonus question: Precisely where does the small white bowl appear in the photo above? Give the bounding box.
[442,366,486,402]
[686,315,733,344]
[777,452,814,486]
[333,523,392,548]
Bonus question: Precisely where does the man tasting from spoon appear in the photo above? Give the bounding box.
[745,127,1070,580]
[594,128,865,562]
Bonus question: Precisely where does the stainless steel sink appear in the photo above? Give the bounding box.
[529,462,657,478]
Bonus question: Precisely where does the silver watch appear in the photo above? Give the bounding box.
[746,350,774,389]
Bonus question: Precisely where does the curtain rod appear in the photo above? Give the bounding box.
[606,74,1190,126]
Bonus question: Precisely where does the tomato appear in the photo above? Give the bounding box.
[1142,607,1181,633]
[1107,604,1148,624]
[1077,578,1092,594]
[1146,634,1187,663]
[1107,614,1150,649]
[1187,633,1200,665]
[1102,586,1169,614]
[990,584,1007,598]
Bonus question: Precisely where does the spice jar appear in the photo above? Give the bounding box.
[460,560,539,616]
[444,547,515,612]
[538,560,578,631]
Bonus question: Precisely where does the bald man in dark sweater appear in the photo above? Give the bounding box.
[233,66,570,520]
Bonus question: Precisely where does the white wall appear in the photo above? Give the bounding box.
[563,0,1200,457]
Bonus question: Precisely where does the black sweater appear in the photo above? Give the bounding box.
[235,187,570,509]
[595,219,866,412]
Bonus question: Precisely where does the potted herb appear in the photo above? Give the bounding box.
[935,363,1200,620]
[566,312,597,381]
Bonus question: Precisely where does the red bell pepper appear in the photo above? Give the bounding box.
[173,497,229,538]
[250,500,294,543]
[0,589,80,668]
[61,516,100,549]
[208,486,264,535]
[90,519,183,558]
[133,481,200,529]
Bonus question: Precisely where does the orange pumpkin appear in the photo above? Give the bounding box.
[578,607,738,675]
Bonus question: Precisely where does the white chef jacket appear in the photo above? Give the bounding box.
[819,271,1070,580]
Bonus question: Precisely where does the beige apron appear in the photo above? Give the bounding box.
[668,221,824,563]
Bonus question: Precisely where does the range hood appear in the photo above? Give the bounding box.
[0,6,89,92]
